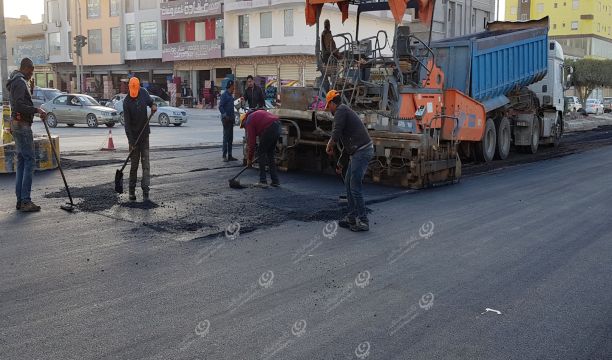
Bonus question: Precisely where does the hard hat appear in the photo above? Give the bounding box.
[325,90,340,109]
[129,77,140,98]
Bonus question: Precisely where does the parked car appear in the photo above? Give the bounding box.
[603,97,612,113]
[585,98,604,115]
[41,94,120,128]
[564,96,582,112]
[32,87,63,108]
[111,93,188,126]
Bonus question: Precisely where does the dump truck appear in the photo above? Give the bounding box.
[262,0,564,188]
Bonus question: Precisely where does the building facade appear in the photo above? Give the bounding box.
[505,0,612,59]
[44,0,75,92]
[7,17,55,88]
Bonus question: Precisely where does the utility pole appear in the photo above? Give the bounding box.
[75,0,82,93]
[0,0,9,103]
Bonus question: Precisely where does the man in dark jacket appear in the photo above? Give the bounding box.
[7,58,47,212]
[240,109,281,187]
[123,77,157,201]
[242,75,265,109]
[325,90,373,232]
[219,80,238,162]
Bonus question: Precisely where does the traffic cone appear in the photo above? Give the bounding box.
[101,129,116,151]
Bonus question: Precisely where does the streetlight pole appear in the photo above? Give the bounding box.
[0,0,9,103]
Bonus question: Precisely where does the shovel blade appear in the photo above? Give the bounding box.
[115,169,124,193]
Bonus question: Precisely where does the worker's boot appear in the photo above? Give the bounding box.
[350,218,369,232]
[20,201,41,213]
[16,201,21,210]
[338,216,356,229]
[129,188,136,202]
[143,190,150,202]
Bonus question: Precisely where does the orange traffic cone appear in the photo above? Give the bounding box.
[101,129,116,151]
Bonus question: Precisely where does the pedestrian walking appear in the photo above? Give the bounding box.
[123,77,157,201]
[219,80,238,162]
[242,75,266,109]
[325,90,373,232]
[240,109,281,187]
[7,58,47,212]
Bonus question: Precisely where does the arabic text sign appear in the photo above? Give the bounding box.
[162,41,222,61]
[160,0,222,20]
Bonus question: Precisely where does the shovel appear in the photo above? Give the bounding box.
[228,157,258,189]
[115,112,154,194]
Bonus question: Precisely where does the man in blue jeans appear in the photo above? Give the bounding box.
[7,58,47,212]
[219,80,238,162]
[325,90,373,232]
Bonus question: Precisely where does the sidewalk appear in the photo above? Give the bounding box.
[565,113,612,132]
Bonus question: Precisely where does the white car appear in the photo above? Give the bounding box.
[110,93,188,127]
[585,99,604,115]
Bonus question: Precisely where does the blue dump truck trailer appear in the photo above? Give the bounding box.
[430,17,565,161]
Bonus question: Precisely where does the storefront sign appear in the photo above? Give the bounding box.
[162,41,222,62]
[160,0,222,20]
[14,40,46,66]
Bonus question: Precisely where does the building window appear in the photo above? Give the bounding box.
[260,12,272,39]
[87,0,100,18]
[47,0,60,23]
[284,9,294,36]
[140,21,158,50]
[572,0,579,9]
[48,32,61,56]
[110,0,120,16]
[87,29,102,53]
[216,19,224,42]
[597,23,600,32]
[179,22,186,42]
[126,24,136,51]
[111,27,120,52]
[553,23,557,29]
[140,0,157,10]
[537,3,544,12]
[68,31,72,58]
[554,3,557,8]
[571,21,578,30]
[510,6,517,15]
[195,22,206,42]
[239,15,249,48]
[125,0,134,12]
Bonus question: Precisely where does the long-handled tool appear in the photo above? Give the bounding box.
[115,112,154,194]
[228,157,258,189]
[41,115,75,212]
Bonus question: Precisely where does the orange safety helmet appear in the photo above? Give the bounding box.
[325,90,340,109]
[129,77,140,98]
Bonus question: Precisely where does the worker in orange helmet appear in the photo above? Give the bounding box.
[325,90,373,232]
[123,77,157,201]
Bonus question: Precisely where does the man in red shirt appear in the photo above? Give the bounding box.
[240,110,281,187]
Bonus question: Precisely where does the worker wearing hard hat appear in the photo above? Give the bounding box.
[240,109,281,187]
[123,77,157,201]
[325,90,373,232]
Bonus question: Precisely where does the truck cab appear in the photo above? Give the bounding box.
[529,40,565,113]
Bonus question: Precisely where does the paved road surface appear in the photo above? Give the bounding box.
[29,109,241,152]
[0,134,611,359]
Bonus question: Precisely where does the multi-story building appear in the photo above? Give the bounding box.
[505,0,612,59]
[44,0,75,92]
[10,20,55,88]
[420,0,495,40]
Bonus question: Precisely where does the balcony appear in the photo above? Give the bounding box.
[162,39,223,61]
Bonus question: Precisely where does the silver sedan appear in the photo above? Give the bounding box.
[41,94,120,128]
[111,94,188,127]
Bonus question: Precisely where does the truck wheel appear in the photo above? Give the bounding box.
[476,118,497,162]
[551,113,563,148]
[519,118,540,154]
[494,117,511,160]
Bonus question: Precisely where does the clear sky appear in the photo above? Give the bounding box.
[2,0,505,24]
[4,0,45,22]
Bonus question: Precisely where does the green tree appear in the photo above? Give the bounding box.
[565,58,612,106]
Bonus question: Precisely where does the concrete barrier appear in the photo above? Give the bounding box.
[0,136,60,174]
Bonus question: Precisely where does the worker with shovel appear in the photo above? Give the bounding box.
[123,77,157,201]
[240,109,281,187]
[7,58,47,212]
[325,90,373,232]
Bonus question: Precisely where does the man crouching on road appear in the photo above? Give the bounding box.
[325,90,373,232]
[124,77,157,201]
[7,58,47,212]
[240,109,281,187]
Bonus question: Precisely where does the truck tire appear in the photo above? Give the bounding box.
[551,113,563,148]
[494,117,511,160]
[476,118,497,162]
[518,117,540,154]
